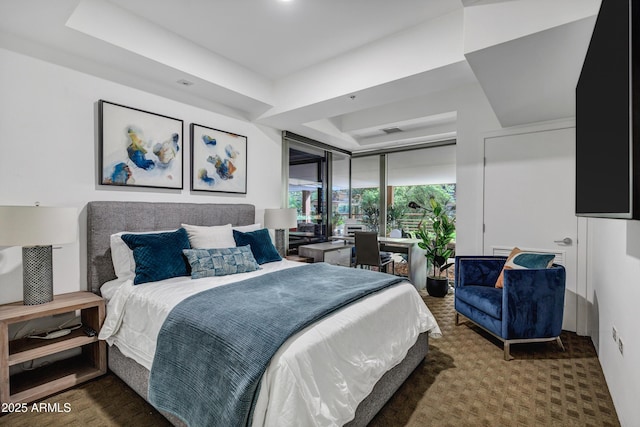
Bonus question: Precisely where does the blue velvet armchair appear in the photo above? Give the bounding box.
[454,256,566,360]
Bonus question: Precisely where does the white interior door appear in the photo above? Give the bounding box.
[483,126,578,332]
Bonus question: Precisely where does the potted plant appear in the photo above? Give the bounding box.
[415,197,456,297]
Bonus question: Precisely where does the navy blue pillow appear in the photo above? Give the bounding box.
[121,228,191,285]
[232,228,282,264]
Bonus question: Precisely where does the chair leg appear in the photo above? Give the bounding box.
[556,336,565,352]
[381,261,394,274]
[504,342,514,361]
[455,312,460,325]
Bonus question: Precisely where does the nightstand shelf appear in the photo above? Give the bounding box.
[10,355,101,403]
[9,329,99,366]
[0,292,106,404]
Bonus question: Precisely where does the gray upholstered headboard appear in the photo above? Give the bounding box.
[86,201,256,294]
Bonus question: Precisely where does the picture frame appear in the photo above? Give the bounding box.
[190,123,248,194]
[99,100,184,189]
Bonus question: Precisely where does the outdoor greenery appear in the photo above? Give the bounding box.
[291,184,456,238]
[351,184,456,234]
[386,204,408,229]
[331,210,345,227]
[289,189,323,223]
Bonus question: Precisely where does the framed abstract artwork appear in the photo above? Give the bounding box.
[190,123,248,194]
[99,100,184,189]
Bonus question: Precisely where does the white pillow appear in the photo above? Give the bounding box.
[232,223,261,233]
[100,277,130,301]
[181,223,235,249]
[110,229,175,280]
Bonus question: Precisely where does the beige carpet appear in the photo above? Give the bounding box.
[369,292,620,427]
[1,292,620,426]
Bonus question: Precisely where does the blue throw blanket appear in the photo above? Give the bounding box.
[148,263,404,427]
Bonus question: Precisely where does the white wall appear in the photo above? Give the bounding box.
[463,0,600,54]
[587,219,640,426]
[454,83,501,256]
[0,48,283,304]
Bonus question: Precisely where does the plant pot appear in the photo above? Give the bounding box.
[426,276,449,297]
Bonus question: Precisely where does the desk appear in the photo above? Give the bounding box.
[289,232,325,252]
[300,237,427,289]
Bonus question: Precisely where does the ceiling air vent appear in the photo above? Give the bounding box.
[381,127,402,134]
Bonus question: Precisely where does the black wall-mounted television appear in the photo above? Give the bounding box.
[576,0,640,219]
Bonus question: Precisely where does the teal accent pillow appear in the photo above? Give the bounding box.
[232,228,282,264]
[183,245,260,279]
[121,228,191,285]
[510,252,555,269]
[496,247,556,288]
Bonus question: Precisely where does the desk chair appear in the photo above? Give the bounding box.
[353,232,394,274]
[389,229,402,238]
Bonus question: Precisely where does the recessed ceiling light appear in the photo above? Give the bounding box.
[177,79,194,86]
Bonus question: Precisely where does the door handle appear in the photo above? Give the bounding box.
[554,237,572,245]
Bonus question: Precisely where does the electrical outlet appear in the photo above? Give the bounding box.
[612,326,618,342]
[618,337,624,356]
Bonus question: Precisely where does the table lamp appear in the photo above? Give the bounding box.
[0,205,77,305]
[264,208,297,257]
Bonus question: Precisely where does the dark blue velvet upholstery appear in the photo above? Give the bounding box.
[121,228,191,285]
[454,255,566,342]
[232,228,282,264]
[455,256,504,288]
[455,286,503,319]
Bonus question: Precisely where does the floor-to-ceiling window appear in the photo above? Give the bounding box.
[387,144,456,237]
[331,152,350,236]
[350,156,380,233]
[289,145,325,224]
[282,131,455,254]
[287,142,327,251]
[351,142,456,237]
[283,132,352,253]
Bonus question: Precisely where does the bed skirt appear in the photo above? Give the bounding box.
[107,332,429,427]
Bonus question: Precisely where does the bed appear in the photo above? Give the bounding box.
[86,201,440,426]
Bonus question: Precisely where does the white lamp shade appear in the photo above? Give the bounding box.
[0,206,78,246]
[264,208,297,230]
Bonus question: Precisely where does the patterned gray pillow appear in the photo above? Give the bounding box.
[182,245,260,279]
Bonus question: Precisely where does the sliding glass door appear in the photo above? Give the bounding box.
[287,142,327,252]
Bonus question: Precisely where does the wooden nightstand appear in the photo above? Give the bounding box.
[0,291,106,404]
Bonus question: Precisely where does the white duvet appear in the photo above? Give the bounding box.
[99,260,441,427]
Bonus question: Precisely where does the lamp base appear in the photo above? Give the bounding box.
[22,245,53,305]
[274,229,286,257]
